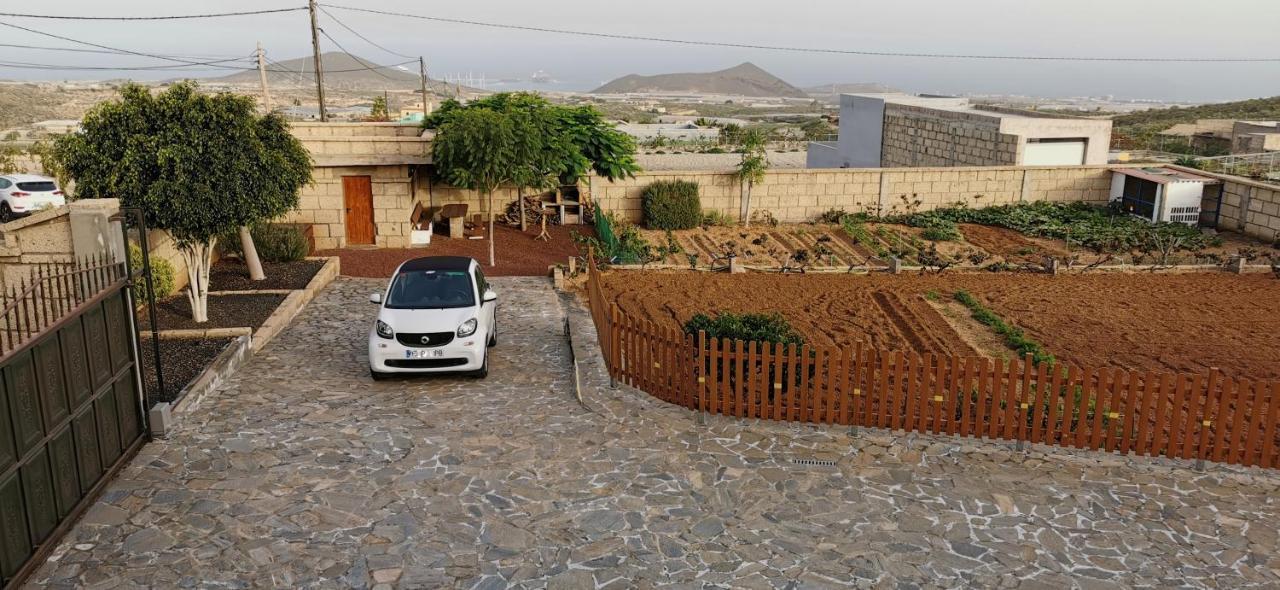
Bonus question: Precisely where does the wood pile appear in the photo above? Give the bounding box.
[502,196,560,226]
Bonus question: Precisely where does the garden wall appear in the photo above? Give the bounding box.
[1176,166,1280,244]
[590,165,1116,224]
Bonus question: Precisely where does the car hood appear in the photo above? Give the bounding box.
[378,305,477,333]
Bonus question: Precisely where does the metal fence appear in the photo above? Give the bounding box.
[0,254,126,357]
[585,253,1280,469]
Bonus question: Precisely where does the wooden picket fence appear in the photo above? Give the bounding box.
[584,253,1280,469]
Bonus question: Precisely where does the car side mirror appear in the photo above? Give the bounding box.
[482,289,497,303]
[369,293,382,304]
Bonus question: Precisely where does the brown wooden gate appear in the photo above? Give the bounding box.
[0,259,145,588]
[343,175,375,245]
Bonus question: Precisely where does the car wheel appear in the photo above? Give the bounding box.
[487,321,497,348]
[370,368,391,381]
[472,352,489,379]
[0,203,12,223]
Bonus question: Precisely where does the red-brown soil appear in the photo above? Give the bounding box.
[318,223,591,278]
[601,271,1280,381]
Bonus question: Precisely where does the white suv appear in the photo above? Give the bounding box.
[0,174,66,222]
[368,256,497,380]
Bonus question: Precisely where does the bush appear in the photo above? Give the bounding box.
[127,243,176,305]
[683,312,803,346]
[220,224,310,263]
[700,209,735,227]
[641,180,702,230]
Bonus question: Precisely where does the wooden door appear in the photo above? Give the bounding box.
[342,176,374,245]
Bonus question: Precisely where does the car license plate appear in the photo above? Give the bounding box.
[406,349,445,359]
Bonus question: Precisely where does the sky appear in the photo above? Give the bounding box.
[2,0,1278,102]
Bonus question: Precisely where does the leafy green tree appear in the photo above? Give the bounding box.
[432,108,517,266]
[426,92,639,232]
[54,82,312,322]
[369,95,390,122]
[0,147,19,175]
[736,129,769,227]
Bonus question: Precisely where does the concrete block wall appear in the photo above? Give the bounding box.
[282,165,415,249]
[1205,173,1280,243]
[592,165,1115,224]
[880,105,1019,168]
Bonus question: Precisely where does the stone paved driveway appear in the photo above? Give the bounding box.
[26,277,1280,589]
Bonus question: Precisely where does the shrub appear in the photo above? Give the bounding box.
[683,312,803,346]
[127,243,176,305]
[700,209,735,227]
[641,180,702,230]
[220,224,310,263]
[576,211,652,264]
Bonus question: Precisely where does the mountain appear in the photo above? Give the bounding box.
[591,62,807,98]
[212,52,434,91]
[1112,96,1280,130]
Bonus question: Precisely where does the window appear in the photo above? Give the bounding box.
[0,179,10,189]
[16,181,57,192]
[385,270,475,309]
[474,268,489,298]
[1120,175,1159,220]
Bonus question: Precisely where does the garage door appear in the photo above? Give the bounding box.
[1024,139,1086,166]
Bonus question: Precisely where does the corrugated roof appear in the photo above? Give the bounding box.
[1114,167,1221,185]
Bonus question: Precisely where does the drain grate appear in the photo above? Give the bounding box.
[790,458,838,467]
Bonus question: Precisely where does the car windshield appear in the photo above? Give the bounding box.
[16,181,57,192]
[385,270,475,309]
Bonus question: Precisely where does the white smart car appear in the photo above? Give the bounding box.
[0,174,66,222]
[368,256,497,380]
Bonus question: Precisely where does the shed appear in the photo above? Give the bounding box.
[1108,167,1220,225]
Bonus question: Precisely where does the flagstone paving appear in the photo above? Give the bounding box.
[26,277,1280,589]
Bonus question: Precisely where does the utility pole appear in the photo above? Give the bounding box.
[255,41,272,113]
[307,0,328,122]
[418,56,429,118]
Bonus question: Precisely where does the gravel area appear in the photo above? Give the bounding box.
[138,337,234,404]
[138,293,285,332]
[209,259,324,291]
[318,222,589,278]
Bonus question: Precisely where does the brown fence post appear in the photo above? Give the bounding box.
[696,330,708,425]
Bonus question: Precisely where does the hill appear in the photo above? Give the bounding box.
[212,52,439,91]
[1111,96,1280,152]
[591,62,807,98]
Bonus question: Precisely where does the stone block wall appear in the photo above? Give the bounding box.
[880,105,1019,168]
[282,165,415,250]
[591,165,1115,224]
[1209,174,1280,243]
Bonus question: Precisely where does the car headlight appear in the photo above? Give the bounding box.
[457,318,478,338]
[375,320,394,339]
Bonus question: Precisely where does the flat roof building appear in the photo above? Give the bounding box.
[808,93,1112,169]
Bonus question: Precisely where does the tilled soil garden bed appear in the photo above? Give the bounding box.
[209,259,323,291]
[139,293,286,331]
[139,337,235,403]
[601,271,1280,381]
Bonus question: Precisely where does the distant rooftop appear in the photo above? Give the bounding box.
[846,93,1084,120]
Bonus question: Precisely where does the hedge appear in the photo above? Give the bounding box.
[641,180,701,230]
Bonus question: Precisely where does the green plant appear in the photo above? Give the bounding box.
[368,95,390,122]
[953,290,1054,366]
[700,209,735,227]
[736,129,769,226]
[55,82,311,322]
[841,216,887,257]
[127,243,176,305]
[576,210,652,264]
[222,224,309,262]
[924,290,941,302]
[815,208,849,224]
[641,180,701,230]
[684,312,803,346]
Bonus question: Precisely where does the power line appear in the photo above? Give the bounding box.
[316,27,401,81]
[0,7,307,21]
[0,59,255,72]
[0,20,260,69]
[316,5,414,60]
[0,42,246,60]
[319,3,1280,64]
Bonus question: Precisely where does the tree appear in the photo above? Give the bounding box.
[426,92,639,234]
[736,129,769,227]
[369,95,390,122]
[54,82,311,322]
[432,108,516,266]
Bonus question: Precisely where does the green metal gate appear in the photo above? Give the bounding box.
[0,256,146,588]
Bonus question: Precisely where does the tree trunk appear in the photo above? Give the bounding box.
[239,226,265,281]
[518,188,526,232]
[488,189,496,267]
[180,239,215,323]
[740,179,752,227]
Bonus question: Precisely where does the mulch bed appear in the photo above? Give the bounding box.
[138,293,286,331]
[318,223,592,278]
[209,259,324,291]
[139,337,234,404]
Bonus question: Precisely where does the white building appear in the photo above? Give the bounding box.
[808,93,1113,169]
